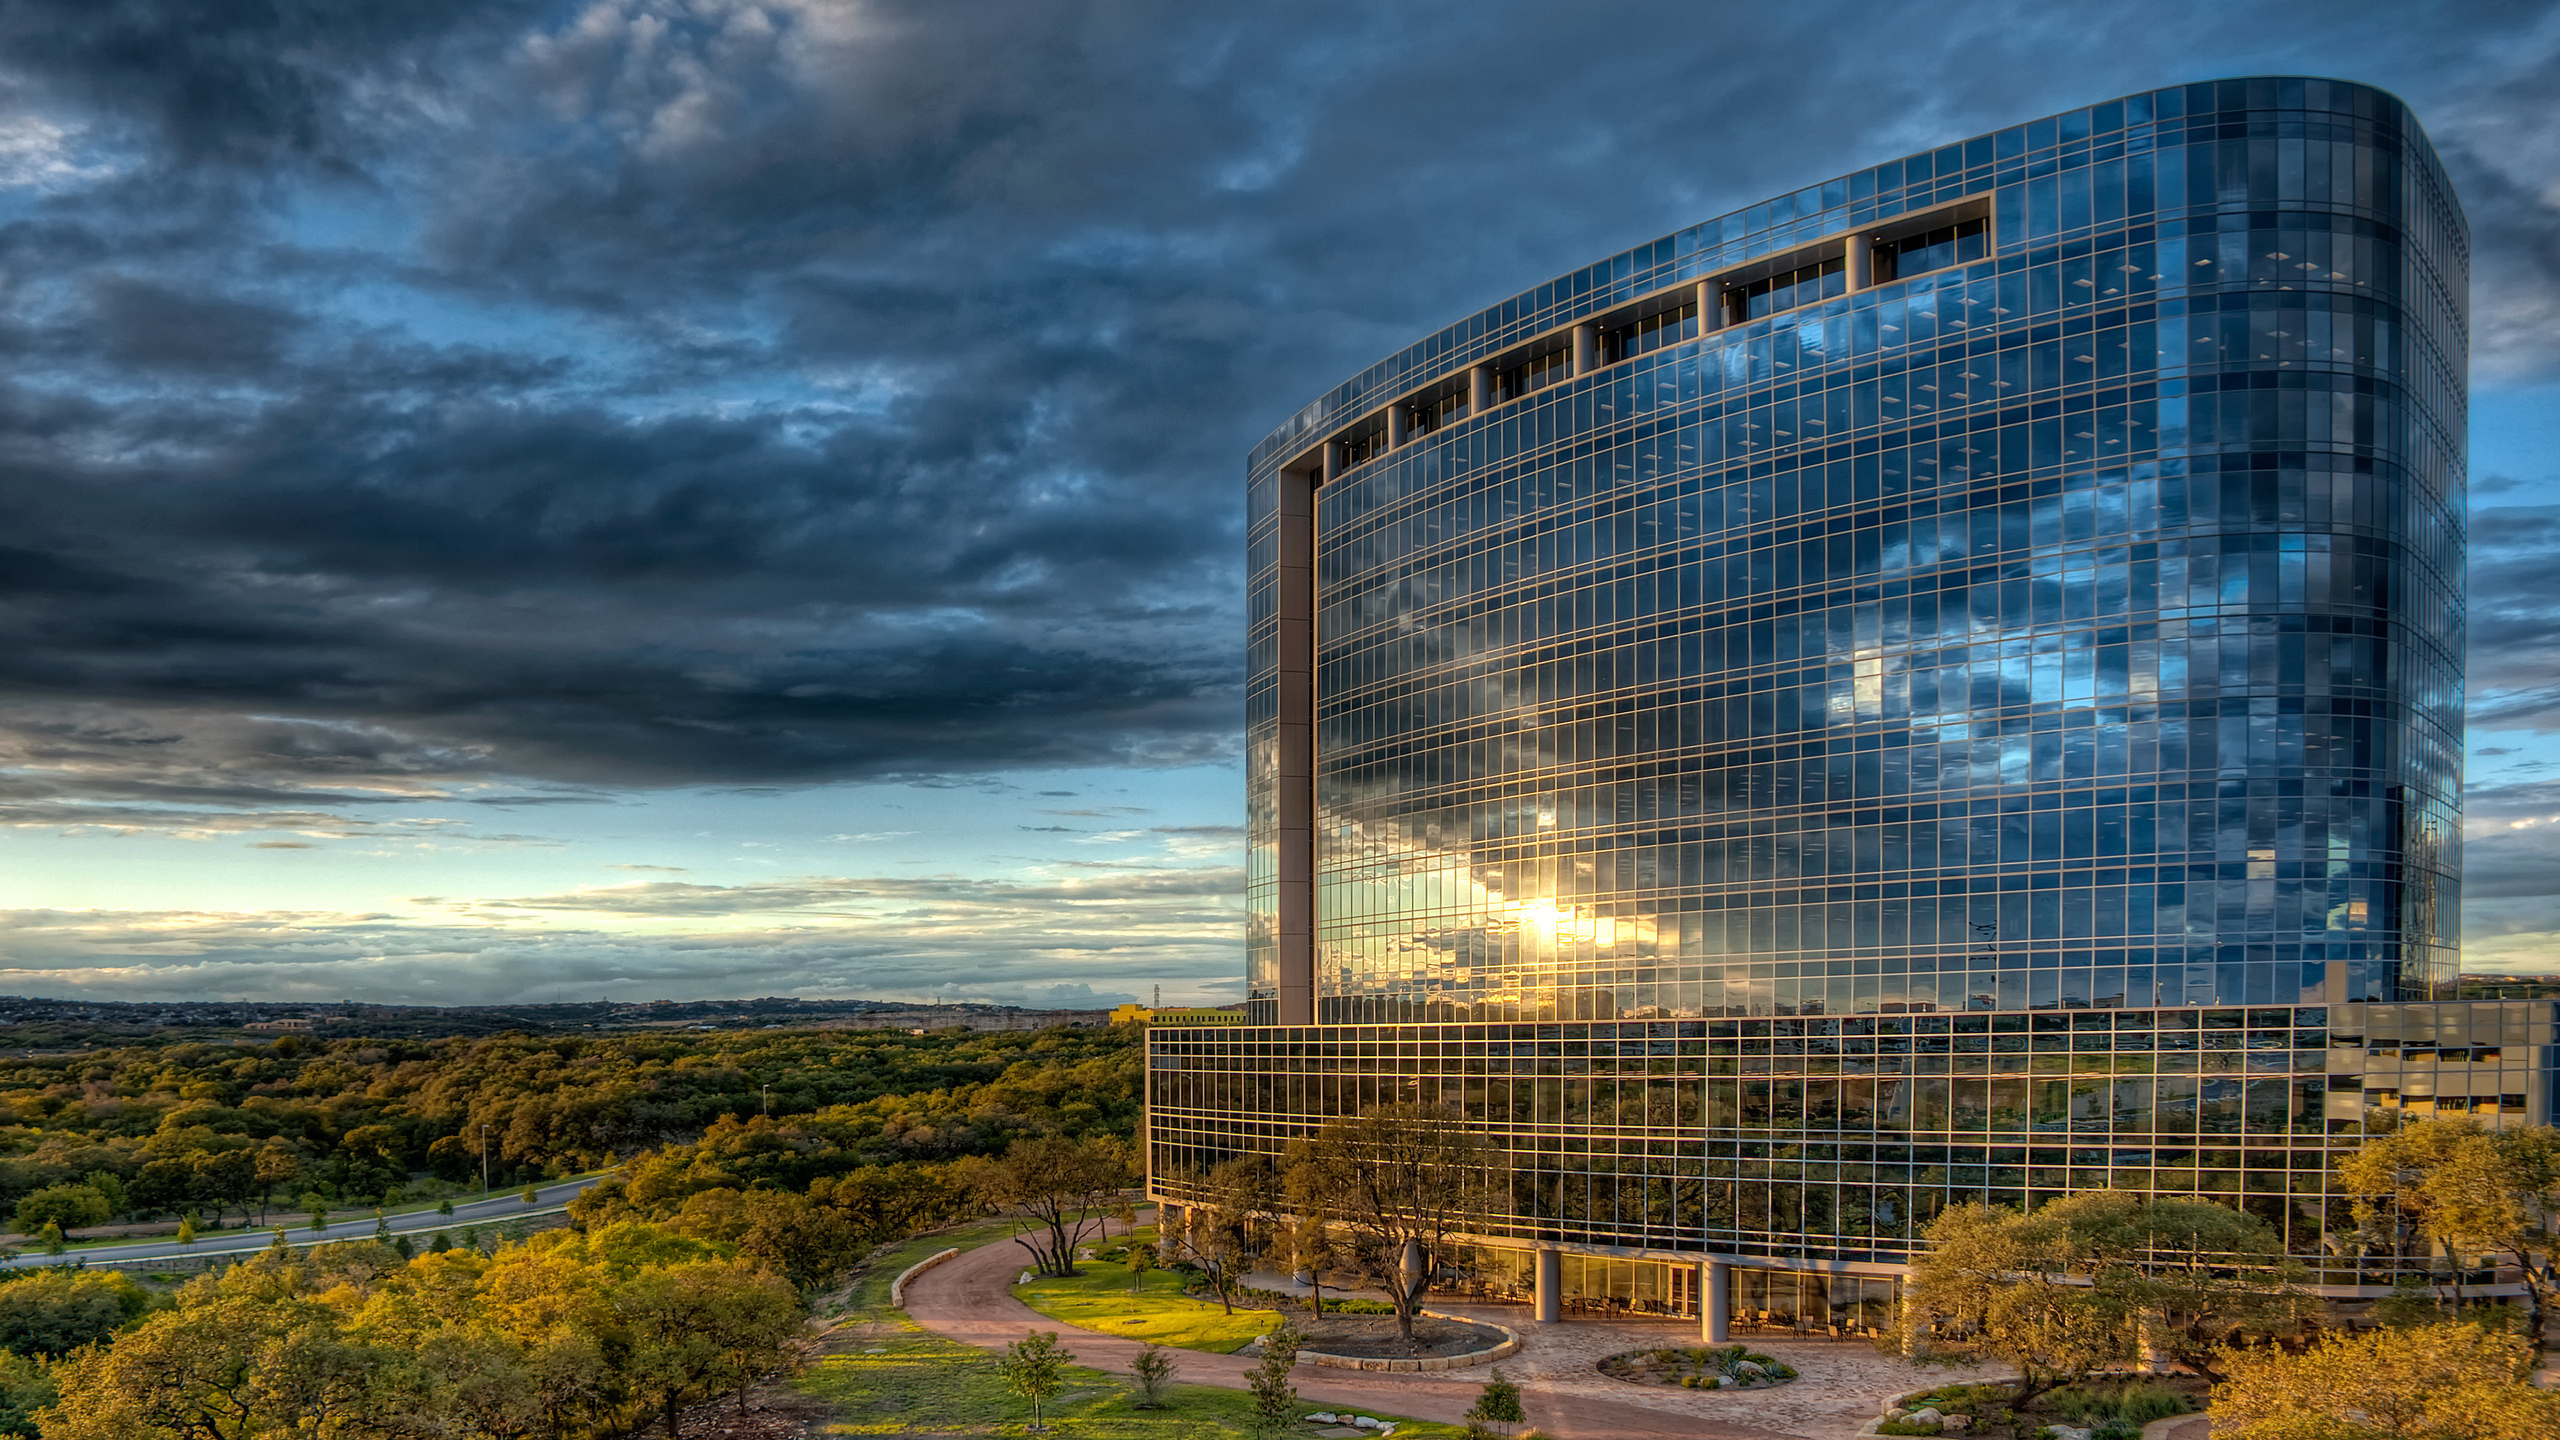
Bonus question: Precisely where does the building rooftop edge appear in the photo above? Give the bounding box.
[1246,75,2445,476]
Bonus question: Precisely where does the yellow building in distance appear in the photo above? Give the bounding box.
[1110,1004,1249,1026]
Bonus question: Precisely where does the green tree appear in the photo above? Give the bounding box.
[1896,1199,2127,1406]
[2342,1118,2560,1341]
[38,1290,405,1440]
[1129,1342,1177,1408]
[81,1171,129,1221]
[617,1259,803,1437]
[1244,1320,1303,1439]
[1280,1208,1338,1319]
[14,1183,110,1237]
[1126,1237,1157,1294]
[2211,1320,2560,1440]
[998,1329,1073,1432]
[1468,1368,1526,1428]
[1189,1155,1277,1317]
[0,1349,55,1440]
[406,1322,542,1440]
[0,1269,152,1358]
[953,1136,1131,1278]
[253,1142,300,1226]
[1465,1368,1527,1439]
[1285,1105,1495,1341]
[671,1188,865,1292]
[1896,1191,2311,1393]
[2038,1189,2311,1381]
[189,1149,257,1228]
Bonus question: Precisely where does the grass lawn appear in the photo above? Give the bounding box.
[799,1219,1462,1437]
[1011,1229,1280,1354]
[801,1332,1464,1437]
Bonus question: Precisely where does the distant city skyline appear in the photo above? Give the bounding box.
[0,2,2556,1004]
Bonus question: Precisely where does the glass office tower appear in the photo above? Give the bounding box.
[1160,79,2508,1318]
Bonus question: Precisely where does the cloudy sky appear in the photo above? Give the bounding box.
[0,1,2556,1006]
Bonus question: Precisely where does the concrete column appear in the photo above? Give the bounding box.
[1700,281,1725,334]
[1469,364,1492,415]
[1534,1247,1562,1323]
[1321,440,1340,485]
[1571,323,1595,375]
[1845,233,1871,293]
[1703,1259,1730,1342]
[1386,405,1408,449]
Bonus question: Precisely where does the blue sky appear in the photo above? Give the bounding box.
[0,1,2554,1004]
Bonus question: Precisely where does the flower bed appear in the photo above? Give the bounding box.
[1596,1343,1797,1390]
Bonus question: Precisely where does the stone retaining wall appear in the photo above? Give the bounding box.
[891,1248,960,1309]
[1299,1310,1522,1373]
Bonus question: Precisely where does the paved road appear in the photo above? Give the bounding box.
[0,1175,611,1270]
[898,1218,1796,1440]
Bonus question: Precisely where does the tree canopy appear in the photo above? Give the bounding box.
[0,1024,1134,1231]
[1284,1104,1494,1341]
[2341,1116,2560,1338]
[41,1227,802,1440]
[1900,1190,2308,1396]
[2212,1321,2560,1440]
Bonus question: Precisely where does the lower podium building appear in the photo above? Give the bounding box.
[1150,79,2528,1331]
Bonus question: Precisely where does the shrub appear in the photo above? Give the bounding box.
[1468,1368,1525,1425]
[13,1184,110,1236]
[1129,1343,1177,1408]
[0,1269,154,1357]
[998,1330,1073,1432]
[2052,1388,2113,1424]
[1878,1422,1943,1437]
[2049,1381,2192,1426]
[1245,1322,1303,1439]
[2115,1384,2193,1424]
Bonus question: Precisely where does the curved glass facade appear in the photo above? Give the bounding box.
[1170,81,2491,1295]
[1244,75,2466,1029]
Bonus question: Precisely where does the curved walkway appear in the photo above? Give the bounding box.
[897,1223,1996,1440]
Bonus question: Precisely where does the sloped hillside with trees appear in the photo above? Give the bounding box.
[0,1025,1137,1230]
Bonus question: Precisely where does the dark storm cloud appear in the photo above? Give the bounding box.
[0,0,2554,833]
[2464,502,2560,732]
